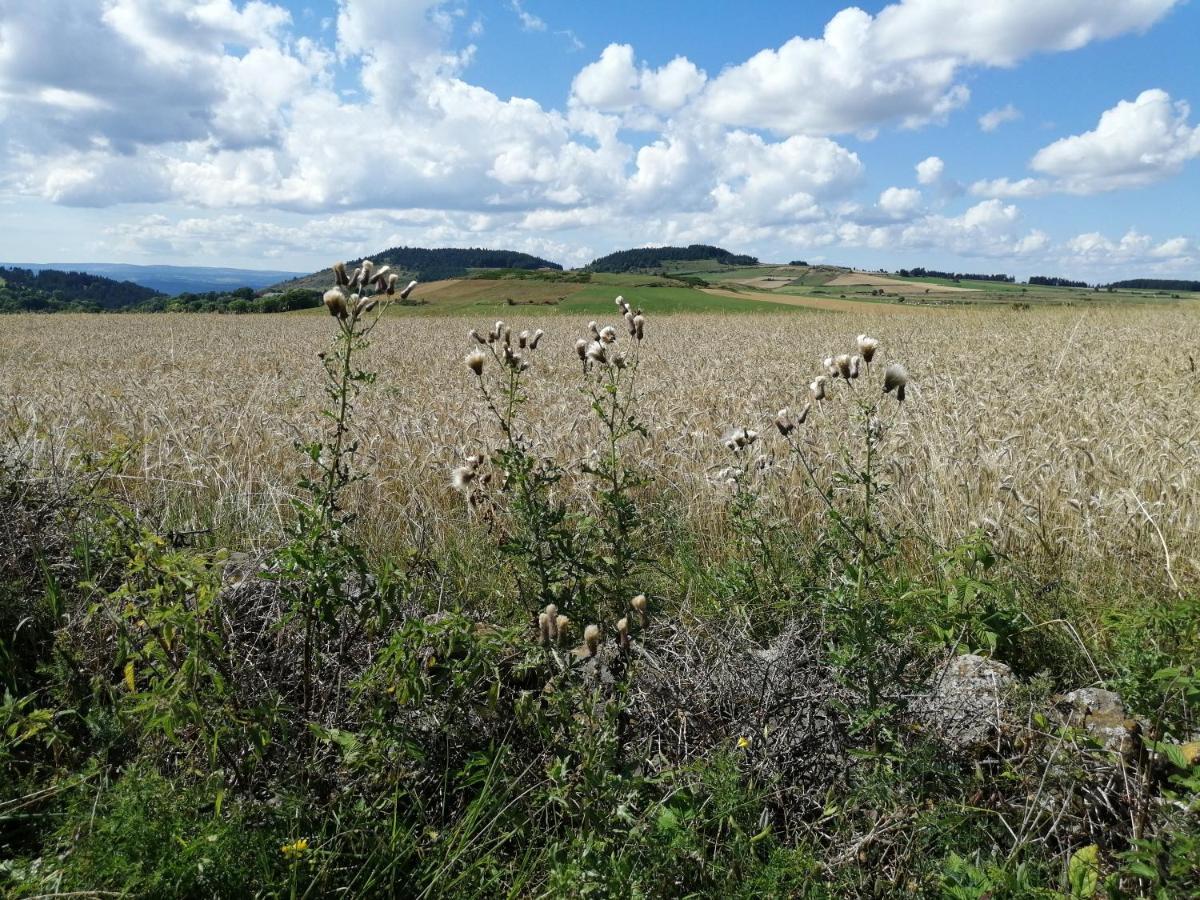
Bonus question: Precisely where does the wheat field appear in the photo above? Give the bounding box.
[4,306,1198,597]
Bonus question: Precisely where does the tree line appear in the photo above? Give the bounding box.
[587,244,758,273]
[897,267,1015,283]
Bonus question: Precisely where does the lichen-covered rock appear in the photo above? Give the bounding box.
[913,653,1014,751]
[1054,688,1141,757]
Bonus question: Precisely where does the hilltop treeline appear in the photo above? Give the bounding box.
[1029,276,1089,288]
[897,267,1014,283]
[1107,278,1200,292]
[0,266,161,312]
[138,288,323,313]
[588,244,758,272]
[365,247,561,282]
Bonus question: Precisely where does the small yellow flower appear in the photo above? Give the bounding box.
[737,736,751,749]
[281,837,309,860]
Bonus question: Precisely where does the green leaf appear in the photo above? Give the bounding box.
[1068,844,1099,898]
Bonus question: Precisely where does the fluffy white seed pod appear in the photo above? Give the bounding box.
[599,325,617,344]
[823,356,838,378]
[399,280,418,300]
[529,329,544,350]
[630,594,647,625]
[835,354,853,380]
[575,338,589,360]
[810,376,828,401]
[617,616,630,650]
[586,340,607,364]
[451,465,475,491]
[466,348,486,376]
[883,363,909,402]
[545,604,559,640]
[469,328,486,344]
[385,273,400,294]
[632,314,645,340]
[555,615,570,645]
[333,261,349,286]
[849,355,862,379]
[775,409,794,437]
[323,288,348,319]
[797,402,811,424]
[359,260,374,284]
[537,612,550,645]
[584,624,601,656]
[588,321,600,339]
[856,334,879,363]
[518,330,530,348]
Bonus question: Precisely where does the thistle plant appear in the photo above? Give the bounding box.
[279,261,413,724]
[774,332,912,750]
[576,296,651,620]
[461,320,584,613]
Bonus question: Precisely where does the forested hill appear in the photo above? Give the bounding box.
[1106,278,1200,292]
[0,266,162,312]
[272,246,563,291]
[587,244,759,273]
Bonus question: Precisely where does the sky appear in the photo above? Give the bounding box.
[0,0,1198,281]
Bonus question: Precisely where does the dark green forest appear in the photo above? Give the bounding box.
[587,244,759,272]
[0,266,161,312]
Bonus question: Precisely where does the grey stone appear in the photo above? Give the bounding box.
[913,654,1014,751]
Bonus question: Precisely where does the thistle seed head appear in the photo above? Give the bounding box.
[466,348,486,376]
[856,334,879,363]
[849,355,862,379]
[469,328,485,344]
[399,280,418,300]
[451,465,475,490]
[537,612,550,645]
[555,614,570,645]
[835,354,853,380]
[633,314,645,340]
[775,409,795,437]
[529,329,544,350]
[584,624,601,656]
[810,376,828,401]
[333,261,349,286]
[575,338,589,360]
[630,594,648,625]
[323,288,348,319]
[588,321,600,340]
[599,325,617,344]
[883,363,909,401]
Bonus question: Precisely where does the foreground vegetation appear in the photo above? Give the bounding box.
[1,282,1197,896]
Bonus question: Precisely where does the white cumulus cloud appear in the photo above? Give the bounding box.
[1031,89,1200,192]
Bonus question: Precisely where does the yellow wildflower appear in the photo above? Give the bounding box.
[737,736,751,749]
[281,837,309,860]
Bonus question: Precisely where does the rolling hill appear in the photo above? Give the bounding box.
[270,247,563,293]
[586,244,759,273]
[0,266,162,312]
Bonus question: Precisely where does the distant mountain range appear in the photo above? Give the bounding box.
[2,263,306,295]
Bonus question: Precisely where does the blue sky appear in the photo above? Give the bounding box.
[0,0,1197,280]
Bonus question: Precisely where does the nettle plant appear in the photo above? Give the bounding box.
[458,297,651,654]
